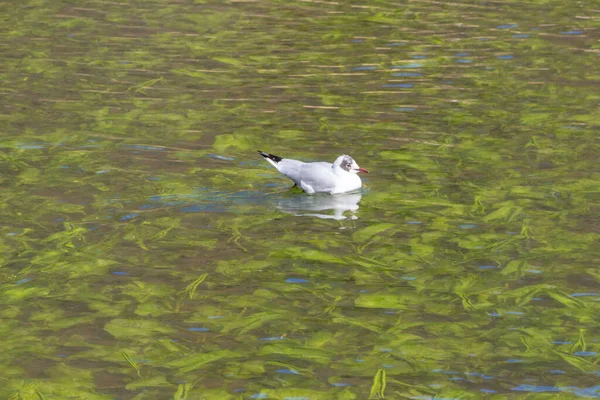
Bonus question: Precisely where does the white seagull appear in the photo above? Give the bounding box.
[258,150,369,194]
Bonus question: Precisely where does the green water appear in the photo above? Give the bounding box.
[2,0,599,399]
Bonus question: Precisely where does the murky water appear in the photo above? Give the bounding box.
[2,0,599,398]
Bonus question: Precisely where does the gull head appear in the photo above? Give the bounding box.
[334,155,369,174]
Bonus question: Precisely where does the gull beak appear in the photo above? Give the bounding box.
[356,168,369,173]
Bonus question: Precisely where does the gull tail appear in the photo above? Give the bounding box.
[258,150,283,169]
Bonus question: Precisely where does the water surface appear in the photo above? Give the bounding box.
[1,0,599,398]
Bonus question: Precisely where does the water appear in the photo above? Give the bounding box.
[1,0,599,399]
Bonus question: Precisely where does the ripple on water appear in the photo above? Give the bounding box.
[276,369,300,374]
[561,30,583,35]
[120,213,138,221]
[206,154,236,161]
[392,72,422,77]
[497,24,518,29]
[511,384,561,392]
[383,83,414,88]
[285,278,309,283]
[391,63,424,68]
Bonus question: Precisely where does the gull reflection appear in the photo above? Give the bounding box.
[277,192,362,220]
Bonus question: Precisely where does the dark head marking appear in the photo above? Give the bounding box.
[258,150,283,163]
[340,156,353,172]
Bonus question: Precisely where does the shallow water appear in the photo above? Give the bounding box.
[2,0,600,399]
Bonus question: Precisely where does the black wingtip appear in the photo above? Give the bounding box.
[257,150,283,163]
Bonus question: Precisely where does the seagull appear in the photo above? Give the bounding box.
[258,150,369,194]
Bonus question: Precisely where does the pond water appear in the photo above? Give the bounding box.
[2,0,599,399]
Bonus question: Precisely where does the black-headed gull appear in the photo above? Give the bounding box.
[258,150,369,194]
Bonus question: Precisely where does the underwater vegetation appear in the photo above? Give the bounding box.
[1,0,599,398]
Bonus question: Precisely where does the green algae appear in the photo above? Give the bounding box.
[1,0,600,398]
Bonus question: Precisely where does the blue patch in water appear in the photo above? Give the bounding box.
[382,83,414,88]
[406,220,421,224]
[412,55,428,59]
[60,165,69,169]
[488,312,501,317]
[353,66,377,70]
[506,359,523,363]
[571,293,600,297]
[112,271,129,276]
[497,24,518,29]
[561,30,583,35]
[250,394,268,399]
[285,278,309,283]
[351,39,364,43]
[260,336,285,341]
[15,278,32,285]
[95,170,111,174]
[233,388,246,393]
[391,63,424,68]
[383,364,394,368]
[208,316,224,319]
[120,213,138,221]
[395,107,416,111]
[478,265,496,269]
[574,351,597,357]
[511,384,560,392]
[480,389,497,393]
[146,177,161,181]
[139,204,155,210]
[379,348,393,352]
[575,386,600,397]
[455,52,470,56]
[513,34,530,38]
[207,154,235,161]
[332,382,351,387]
[392,72,421,77]
[505,311,525,315]
[550,370,566,374]
[123,144,166,151]
[553,341,573,345]
[497,55,514,59]
[401,276,416,281]
[466,372,483,377]
[17,144,45,149]
[456,59,473,63]
[276,369,300,375]
[54,217,65,222]
[188,327,210,332]
[459,224,477,229]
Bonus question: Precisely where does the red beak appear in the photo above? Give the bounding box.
[357,168,369,173]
